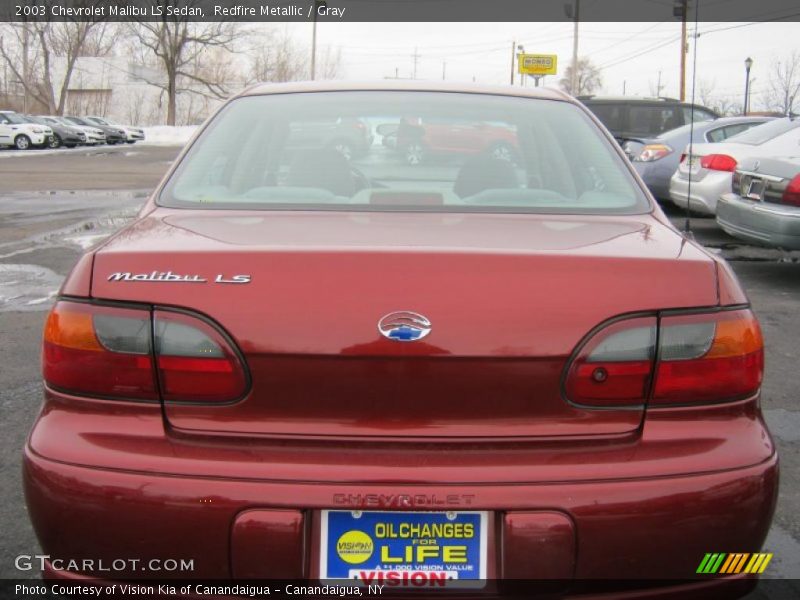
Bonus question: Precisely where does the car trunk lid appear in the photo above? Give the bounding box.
[91,209,718,439]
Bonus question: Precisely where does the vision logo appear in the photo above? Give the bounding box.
[697,552,773,574]
[336,530,374,565]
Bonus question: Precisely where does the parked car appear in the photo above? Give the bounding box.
[64,116,126,144]
[578,96,719,143]
[669,117,800,214]
[41,116,106,145]
[717,155,800,249]
[24,115,86,148]
[628,116,773,200]
[284,117,373,160]
[391,117,520,165]
[0,110,53,150]
[25,82,776,594]
[84,115,145,143]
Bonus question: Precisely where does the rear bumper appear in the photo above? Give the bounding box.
[669,172,730,215]
[717,193,800,250]
[24,418,778,590]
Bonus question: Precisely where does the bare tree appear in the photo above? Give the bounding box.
[128,4,239,125]
[693,78,739,116]
[559,57,602,96]
[314,45,342,80]
[249,28,306,83]
[0,3,113,115]
[765,51,800,115]
[247,28,341,84]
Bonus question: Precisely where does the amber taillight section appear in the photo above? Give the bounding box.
[43,301,157,400]
[651,309,763,405]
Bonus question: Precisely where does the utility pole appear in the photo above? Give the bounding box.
[510,41,516,85]
[623,80,626,95]
[442,61,446,80]
[411,47,420,79]
[657,70,663,96]
[675,0,689,101]
[568,1,580,95]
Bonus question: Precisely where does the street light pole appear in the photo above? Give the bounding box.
[517,44,525,87]
[510,41,516,85]
[744,57,753,115]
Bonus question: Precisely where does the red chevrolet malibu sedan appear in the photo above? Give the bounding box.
[24,82,776,597]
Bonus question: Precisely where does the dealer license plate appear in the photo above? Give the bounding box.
[320,510,488,587]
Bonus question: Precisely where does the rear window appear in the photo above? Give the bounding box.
[585,103,624,132]
[160,91,649,214]
[628,106,682,135]
[726,118,800,145]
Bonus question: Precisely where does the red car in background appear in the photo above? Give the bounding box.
[393,116,520,165]
[25,82,776,597]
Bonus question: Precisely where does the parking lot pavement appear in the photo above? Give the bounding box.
[0,147,798,593]
[0,143,180,191]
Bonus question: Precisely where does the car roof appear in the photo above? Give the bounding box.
[239,80,573,103]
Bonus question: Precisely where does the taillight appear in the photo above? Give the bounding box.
[781,173,800,206]
[43,301,156,400]
[43,301,247,403]
[700,154,737,172]
[679,153,687,164]
[565,309,763,408]
[565,316,657,407]
[154,310,247,403]
[652,309,763,405]
[634,144,673,163]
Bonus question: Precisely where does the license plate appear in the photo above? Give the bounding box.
[320,510,488,586]
[746,178,765,201]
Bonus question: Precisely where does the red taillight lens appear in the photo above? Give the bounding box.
[43,301,157,400]
[700,154,737,172]
[565,316,657,407]
[565,309,764,408]
[781,173,800,206]
[652,309,763,405]
[43,301,247,403]
[154,310,247,403]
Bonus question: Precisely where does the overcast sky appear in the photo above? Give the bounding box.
[282,21,798,109]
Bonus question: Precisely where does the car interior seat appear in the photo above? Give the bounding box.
[285,148,356,197]
[454,156,519,198]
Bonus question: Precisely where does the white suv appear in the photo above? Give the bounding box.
[0,111,53,149]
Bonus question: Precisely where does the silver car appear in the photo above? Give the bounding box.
[669,118,800,215]
[627,116,772,200]
[717,156,800,249]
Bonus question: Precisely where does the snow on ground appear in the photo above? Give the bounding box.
[139,126,198,146]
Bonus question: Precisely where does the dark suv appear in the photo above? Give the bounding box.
[578,96,719,143]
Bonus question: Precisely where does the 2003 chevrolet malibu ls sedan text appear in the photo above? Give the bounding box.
[24,82,777,597]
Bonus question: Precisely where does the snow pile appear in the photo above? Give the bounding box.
[140,126,199,146]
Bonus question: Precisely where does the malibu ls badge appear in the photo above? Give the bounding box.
[107,271,250,284]
[378,311,432,342]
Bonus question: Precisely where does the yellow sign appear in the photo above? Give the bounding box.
[518,54,558,76]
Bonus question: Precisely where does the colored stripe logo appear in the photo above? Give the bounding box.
[697,553,773,574]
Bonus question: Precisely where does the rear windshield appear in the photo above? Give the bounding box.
[160,91,649,214]
[726,118,800,145]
